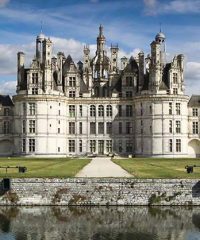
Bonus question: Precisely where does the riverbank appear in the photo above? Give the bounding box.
[1,178,200,206]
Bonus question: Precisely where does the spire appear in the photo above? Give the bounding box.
[99,24,103,36]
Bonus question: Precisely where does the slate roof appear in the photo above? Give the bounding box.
[188,95,200,107]
[0,95,14,106]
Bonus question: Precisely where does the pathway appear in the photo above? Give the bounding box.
[76,157,132,177]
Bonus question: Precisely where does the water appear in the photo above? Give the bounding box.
[0,206,200,240]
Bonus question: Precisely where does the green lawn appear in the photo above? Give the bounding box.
[113,158,200,178]
[0,158,91,178]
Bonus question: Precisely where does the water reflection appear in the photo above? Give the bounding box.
[0,206,199,240]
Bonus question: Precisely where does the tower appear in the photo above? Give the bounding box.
[36,32,45,63]
[138,51,144,92]
[17,52,25,92]
[110,44,119,72]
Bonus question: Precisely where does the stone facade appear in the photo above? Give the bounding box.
[1,178,200,206]
[0,25,199,157]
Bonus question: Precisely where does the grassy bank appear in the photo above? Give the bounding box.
[0,158,91,178]
[113,158,200,178]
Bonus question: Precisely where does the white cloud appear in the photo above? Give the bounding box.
[0,0,9,8]
[0,80,16,95]
[185,61,200,96]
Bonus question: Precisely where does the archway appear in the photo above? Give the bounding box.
[188,139,200,158]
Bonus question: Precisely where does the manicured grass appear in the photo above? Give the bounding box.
[113,158,200,178]
[0,158,91,178]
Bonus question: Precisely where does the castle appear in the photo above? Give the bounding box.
[0,25,199,157]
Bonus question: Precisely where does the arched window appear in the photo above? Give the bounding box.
[98,105,104,117]
[106,105,112,117]
[90,105,96,117]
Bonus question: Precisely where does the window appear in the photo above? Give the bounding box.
[22,139,26,152]
[173,88,178,95]
[69,122,75,134]
[106,105,112,117]
[126,140,133,152]
[58,110,61,116]
[106,140,112,153]
[176,103,180,115]
[118,105,122,117]
[32,73,38,84]
[29,120,36,133]
[119,122,122,134]
[98,122,104,134]
[173,73,178,84]
[69,77,76,87]
[169,102,172,115]
[32,88,38,95]
[106,122,112,134]
[90,140,96,152]
[58,128,60,133]
[193,108,198,117]
[79,122,82,134]
[126,105,133,117]
[23,103,26,115]
[90,105,96,117]
[69,91,75,98]
[169,120,173,133]
[58,147,60,152]
[126,122,132,134]
[79,140,82,152]
[69,105,75,117]
[149,105,152,114]
[119,140,122,153]
[3,121,10,134]
[4,108,9,116]
[22,120,26,133]
[126,91,132,98]
[29,139,35,152]
[79,105,83,117]
[176,121,181,133]
[29,103,36,115]
[90,122,96,134]
[169,139,173,152]
[126,76,132,86]
[69,140,75,152]
[193,122,199,134]
[98,105,104,117]
[176,139,181,152]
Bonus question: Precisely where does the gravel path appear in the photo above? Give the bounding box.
[76,157,132,177]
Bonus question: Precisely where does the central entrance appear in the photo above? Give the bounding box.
[98,140,104,155]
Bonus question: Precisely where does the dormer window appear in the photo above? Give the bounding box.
[69,77,76,87]
[32,73,38,84]
[173,73,178,84]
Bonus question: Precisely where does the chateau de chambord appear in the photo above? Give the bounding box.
[0,25,199,157]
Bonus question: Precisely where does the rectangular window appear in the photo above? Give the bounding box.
[119,140,122,153]
[173,88,178,95]
[32,88,38,95]
[98,122,104,134]
[193,108,198,117]
[69,122,75,134]
[23,103,26,115]
[90,122,96,134]
[106,140,112,153]
[173,73,178,84]
[126,122,132,134]
[119,122,122,134]
[106,122,112,134]
[169,139,173,152]
[69,140,75,152]
[69,105,75,117]
[126,91,132,98]
[126,105,133,117]
[22,139,26,152]
[169,120,172,133]
[29,139,35,152]
[29,120,35,133]
[79,122,82,134]
[176,121,181,133]
[29,103,36,115]
[4,108,10,116]
[176,103,181,115]
[126,76,132,86]
[90,140,96,152]
[69,77,76,87]
[176,139,181,152]
[22,120,26,133]
[193,122,199,134]
[3,121,10,134]
[32,73,38,84]
[118,105,122,117]
[126,140,133,152]
[79,105,83,117]
[79,140,82,152]
[58,128,60,133]
[69,90,75,98]
[169,102,172,115]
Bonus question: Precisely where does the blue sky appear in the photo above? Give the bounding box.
[0,0,200,95]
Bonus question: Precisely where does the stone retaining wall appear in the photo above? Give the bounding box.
[1,178,200,206]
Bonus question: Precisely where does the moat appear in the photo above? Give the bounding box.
[0,206,200,240]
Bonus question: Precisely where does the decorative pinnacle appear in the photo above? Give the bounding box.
[99,24,103,36]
